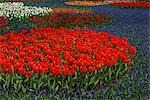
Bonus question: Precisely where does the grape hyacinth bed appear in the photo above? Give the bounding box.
[0,0,149,99]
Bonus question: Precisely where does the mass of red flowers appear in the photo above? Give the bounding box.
[111,2,150,8]
[0,27,136,78]
[0,16,9,33]
[0,16,9,27]
[29,12,112,28]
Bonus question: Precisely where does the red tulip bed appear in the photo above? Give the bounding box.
[0,16,9,33]
[0,27,136,77]
[111,2,150,8]
[0,11,112,34]
[28,12,112,30]
[0,27,137,97]
[0,16,9,27]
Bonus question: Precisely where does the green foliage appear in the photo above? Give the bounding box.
[0,61,134,98]
[0,0,6,3]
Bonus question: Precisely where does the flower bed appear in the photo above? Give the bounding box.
[0,2,53,20]
[6,0,47,2]
[64,0,110,6]
[0,16,9,33]
[28,12,112,29]
[111,2,150,8]
[52,7,92,14]
[0,27,136,94]
[0,11,112,35]
[0,16,9,27]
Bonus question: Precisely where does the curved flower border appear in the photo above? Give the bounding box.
[0,2,53,20]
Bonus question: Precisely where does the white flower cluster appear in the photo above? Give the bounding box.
[0,2,53,20]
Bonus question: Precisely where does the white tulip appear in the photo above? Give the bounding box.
[0,2,53,20]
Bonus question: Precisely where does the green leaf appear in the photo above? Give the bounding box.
[33,83,37,90]
[21,84,26,93]
[14,84,18,91]
[65,84,69,90]
[0,96,5,100]
[55,85,59,91]
[11,76,14,85]
[94,76,101,87]
[89,75,97,85]
[116,66,122,78]
[3,84,6,91]
[22,95,29,100]
[58,81,61,85]
[109,67,112,80]
[29,89,34,92]
[105,77,108,81]
[1,77,5,83]
[51,80,55,89]
[48,79,51,88]
[24,78,29,83]
[125,63,128,71]
[38,82,44,89]
[68,76,71,82]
